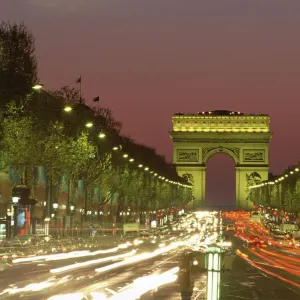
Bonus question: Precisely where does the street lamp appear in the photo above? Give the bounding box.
[52,203,58,237]
[12,197,20,237]
[64,105,72,112]
[70,205,75,238]
[85,122,93,128]
[98,132,106,139]
[6,209,12,239]
[32,83,43,90]
[80,208,85,237]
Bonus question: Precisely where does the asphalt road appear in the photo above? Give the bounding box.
[1,222,300,299]
[221,231,300,300]
[0,237,197,300]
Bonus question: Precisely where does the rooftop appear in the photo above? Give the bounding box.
[173,110,268,117]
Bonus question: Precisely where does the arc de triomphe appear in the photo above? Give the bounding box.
[170,110,272,210]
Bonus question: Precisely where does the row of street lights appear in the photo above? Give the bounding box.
[249,166,300,190]
[32,83,192,189]
[31,83,193,236]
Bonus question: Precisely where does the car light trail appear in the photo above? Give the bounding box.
[249,248,300,276]
[260,248,300,264]
[48,268,180,300]
[47,292,85,300]
[109,267,179,299]
[0,276,71,296]
[236,249,300,288]
[95,242,182,274]
[50,250,136,274]
[12,244,129,264]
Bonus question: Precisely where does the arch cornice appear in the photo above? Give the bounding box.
[202,146,239,164]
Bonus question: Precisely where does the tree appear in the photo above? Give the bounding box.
[93,107,122,135]
[36,121,72,186]
[293,180,300,210]
[0,101,39,184]
[51,86,81,105]
[0,22,38,107]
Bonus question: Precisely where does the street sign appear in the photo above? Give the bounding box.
[123,223,139,233]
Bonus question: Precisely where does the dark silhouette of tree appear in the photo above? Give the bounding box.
[0,22,38,108]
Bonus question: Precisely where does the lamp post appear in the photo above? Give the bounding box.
[52,203,58,237]
[80,208,84,237]
[94,211,98,236]
[87,210,92,237]
[99,211,104,235]
[12,197,20,237]
[70,205,75,238]
[6,209,12,240]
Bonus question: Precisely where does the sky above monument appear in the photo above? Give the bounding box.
[2,1,300,205]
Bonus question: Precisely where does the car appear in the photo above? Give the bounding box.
[226,224,235,232]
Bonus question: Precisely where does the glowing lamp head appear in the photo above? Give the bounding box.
[12,197,20,203]
[64,105,72,112]
[32,84,43,90]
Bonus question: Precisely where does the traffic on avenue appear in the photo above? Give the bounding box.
[1,210,300,299]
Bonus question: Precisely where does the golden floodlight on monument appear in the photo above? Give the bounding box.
[170,110,272,210]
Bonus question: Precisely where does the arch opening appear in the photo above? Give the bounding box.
[205,153,236,210]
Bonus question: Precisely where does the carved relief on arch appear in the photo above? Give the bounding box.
[182,173,194,185]
[202,146,240,164]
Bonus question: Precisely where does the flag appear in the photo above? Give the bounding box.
[76,76,81,83]
[93,96,100,102]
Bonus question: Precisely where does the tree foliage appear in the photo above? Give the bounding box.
[249,166,300,211]
[0,22,192,218]
[0,22,38,107]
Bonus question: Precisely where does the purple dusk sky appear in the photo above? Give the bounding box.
[1,1,300,205]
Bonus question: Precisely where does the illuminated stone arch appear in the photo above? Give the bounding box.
[170,110,272,210]
[202,146,239,165]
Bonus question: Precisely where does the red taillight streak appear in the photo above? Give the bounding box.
[236,252,300,288]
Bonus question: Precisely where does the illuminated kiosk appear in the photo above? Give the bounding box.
[169,110,272,210]
[206,246,222,300]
